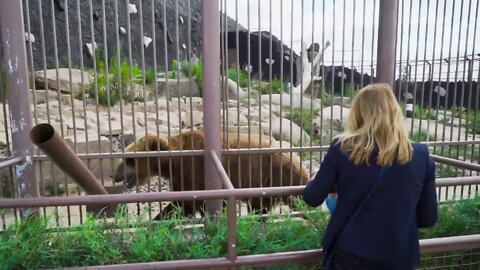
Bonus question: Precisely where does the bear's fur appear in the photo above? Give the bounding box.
[113,130,310,218]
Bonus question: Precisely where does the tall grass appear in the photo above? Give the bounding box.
[0,196,479,269]
[81,55,156,106]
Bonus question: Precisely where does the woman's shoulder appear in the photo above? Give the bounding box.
[410,141,429,154]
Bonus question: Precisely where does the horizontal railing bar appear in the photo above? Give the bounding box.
[0,186,303,208]
[32,150,205,161]
[30,140,480,163]
[60,234,480,270]
[62,257,233,270]
[436,176,480,187]
[419,234,480,253]
[0,156,23,170]
[210,150,235,190]
[431,154,480,171]
[0,176,479,209]
[424,140,480,147]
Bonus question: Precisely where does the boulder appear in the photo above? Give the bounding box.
[265,93,321,110]
[33,69,92,94]
[156,78,200,97]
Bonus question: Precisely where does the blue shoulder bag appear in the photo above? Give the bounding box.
[323,165,390,270]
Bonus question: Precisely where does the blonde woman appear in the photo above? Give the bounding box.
[303,83,438,270]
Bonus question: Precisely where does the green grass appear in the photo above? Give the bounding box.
[228,68,248,88]
[1,196,479,269]
[82,54,156,106]
[410,131,436,142]
[284,107,320,137]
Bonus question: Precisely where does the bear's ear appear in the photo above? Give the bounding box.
[146,136,170,151]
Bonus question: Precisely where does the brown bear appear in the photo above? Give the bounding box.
[113,130,310,219]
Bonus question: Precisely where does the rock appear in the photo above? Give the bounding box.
[331,96,351,108]
[313,106,350,132]
[223,125,265,136]
[98,112,129,136]
[222,108,249,126]
[180,111,203,128]
[29,89,72,106]
[266,93,321,110]
[143,36,153,48]
[24,32,35,43]
[85,42,97,58]
[264,117,310,146]
[24,0,244,75]
[223,77,248,100]
[270,140,292,149]
[128,3,137,14]
[156,78,200,98]
[35,132,121,188]
[0,131,7,148]
[34,69,92,94]
[320,105,350,122]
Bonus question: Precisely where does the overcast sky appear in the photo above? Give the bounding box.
[222,0,480,81]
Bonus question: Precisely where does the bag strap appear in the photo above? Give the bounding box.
[325,165,391,264]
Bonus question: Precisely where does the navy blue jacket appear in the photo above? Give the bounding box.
[303,139,438,269]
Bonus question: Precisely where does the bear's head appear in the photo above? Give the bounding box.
[113,135,170,189]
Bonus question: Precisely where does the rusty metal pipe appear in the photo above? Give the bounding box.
[29,123,108,195]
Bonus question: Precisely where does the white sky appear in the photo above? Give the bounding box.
[222,0,480,81]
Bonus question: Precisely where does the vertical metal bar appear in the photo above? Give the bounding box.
[0,0,39,218]
[376,0,399,88]
[227,195,237,264]
[173,0,186,215]
[202,0,223,215]
[412,0,423,136]
[257,0,263,211]
[396,0,405,101]
[235,0,242,216]
[360,0,366,87]
[329,0,336,141]
[63,0,75,226]
[467,0,480,196]
[457,0,474,198]
[371,0,377,79]
[351,0,357,90]
[75,0,87,224]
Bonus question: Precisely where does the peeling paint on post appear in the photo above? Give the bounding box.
[0,0,39,218]
[202,0,223,215]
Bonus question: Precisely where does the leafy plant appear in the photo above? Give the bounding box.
[227,68,248,88]
[87,54,156,106]
[409,131,435,142]
[0,196,479,269]
[284,107,320,136]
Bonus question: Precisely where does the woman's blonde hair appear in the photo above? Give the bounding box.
[336,83,413,166]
